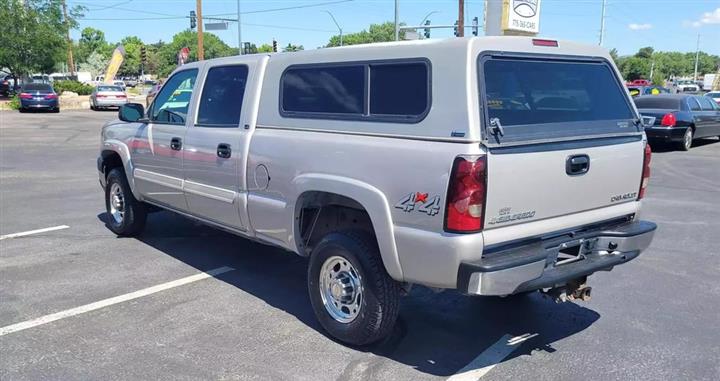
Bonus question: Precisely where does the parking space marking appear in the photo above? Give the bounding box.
[0,266,235,337]
[0,225,70,240]
[447,333,538,381]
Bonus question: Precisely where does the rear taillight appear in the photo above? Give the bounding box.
[117,94,127,98]
[44,93,57,99]
[19,93,32,99]
[96,94,106,98]
[638,143,652,200]
[445,156,487,233]
[660,113,676,127]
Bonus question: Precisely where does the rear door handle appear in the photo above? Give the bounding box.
[566,154,590,176]
[170,137,182,151]
[217,143,231,158]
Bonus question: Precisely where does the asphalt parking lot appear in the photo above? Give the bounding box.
[1,109,719,381]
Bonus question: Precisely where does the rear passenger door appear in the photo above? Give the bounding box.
[183,57,266,231]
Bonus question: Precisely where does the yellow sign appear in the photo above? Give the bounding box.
[104,45,126,84]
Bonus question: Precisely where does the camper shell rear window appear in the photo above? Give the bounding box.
[479,55,638,145]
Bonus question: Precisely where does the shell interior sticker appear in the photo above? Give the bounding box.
[395,192,441,216]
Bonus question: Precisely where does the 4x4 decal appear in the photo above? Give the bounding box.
[395,192,441,216]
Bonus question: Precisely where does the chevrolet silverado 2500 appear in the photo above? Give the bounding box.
[98,37,657,345]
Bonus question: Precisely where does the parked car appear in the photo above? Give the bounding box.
[18,83,59,112]
[111,80,126,90]
[123,78,137,88]
[627,85,670,97]
[90,85,128,110]
[705,91,720,105]
[673,80,700,93]
[98,37,657,346]
[0,74,21,96]
[145,82,163,106]
[635,94,720,150]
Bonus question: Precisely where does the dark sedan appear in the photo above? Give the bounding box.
[635,94,720,151]
[18,83,59,113]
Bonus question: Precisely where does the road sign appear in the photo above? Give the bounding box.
[205,22,228,31]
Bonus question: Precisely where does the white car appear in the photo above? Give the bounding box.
[90,85,128,110]
[674,80,700,93]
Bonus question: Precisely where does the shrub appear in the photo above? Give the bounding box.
[8,95,20,110]
[53,80,94,96]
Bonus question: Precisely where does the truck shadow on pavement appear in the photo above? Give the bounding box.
[99,211,600,377]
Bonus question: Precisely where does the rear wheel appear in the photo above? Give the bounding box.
[679,127,693,151]
[105,168,147,236]
[308,231,400,346]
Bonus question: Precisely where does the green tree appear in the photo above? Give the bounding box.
[636,47,654,59]
[118,35,143,77]
[257,43,273,53]
[326,21,404,47]
[282,43,304,52]
[608,48,619,64]
[76,27,111,64]
[619,56,650,81]
[0,0,84,80]
[78,51,108,78]
[157,30,235,77]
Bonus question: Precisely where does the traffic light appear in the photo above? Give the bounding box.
[453,21,459,37]
[190,11,196,29]
[423,20,431,39]
[140,46,147,64]
[272,39,277,52]
[472,16,479,36]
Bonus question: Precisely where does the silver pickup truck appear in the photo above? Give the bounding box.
[98,37,657,345]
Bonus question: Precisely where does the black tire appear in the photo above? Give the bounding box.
[52,108,60,113]
[105,168,147,236]
[678,127,693,151]
[308,231,400,346]
[90,103,95,111]
[18,108,25,113]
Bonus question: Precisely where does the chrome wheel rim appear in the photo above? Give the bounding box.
[319,255,363,323]
[684,129,692,149]
[109,182,125,224]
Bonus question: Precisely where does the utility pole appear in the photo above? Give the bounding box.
[62,0,75,75]
[457,0,465,37]
[599,0,607,46]
[649,60,655,80]
[237,0,242,54]
[197,0,205,60]
[693,34,700,81]
[324,11,343,46]
[394,0,399,41]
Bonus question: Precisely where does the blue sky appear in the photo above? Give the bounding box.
[70,0,720,55]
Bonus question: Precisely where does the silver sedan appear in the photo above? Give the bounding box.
[90,85,128,111]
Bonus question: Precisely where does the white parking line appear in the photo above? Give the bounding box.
[447,333,538,381]
[0,266,235,337]
[0,225,70,240]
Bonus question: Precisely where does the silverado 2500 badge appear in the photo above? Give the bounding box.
[395,192,441,216]
[488,207,536,225]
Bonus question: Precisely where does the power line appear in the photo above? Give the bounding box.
[206,0,354,17]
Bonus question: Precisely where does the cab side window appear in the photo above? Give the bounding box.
[196,65,249,127]
[150,69,198,125]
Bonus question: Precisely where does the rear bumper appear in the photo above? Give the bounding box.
[645,127,688,142]
[94,99,128,107]
[20,99,58,109]
[457,219,656,295]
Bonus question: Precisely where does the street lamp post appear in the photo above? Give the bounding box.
[324,10,343,46]
[237,0,242,54]
[419,10,439,27]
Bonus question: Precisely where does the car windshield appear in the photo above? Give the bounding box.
[634,97,681,109]
[23,83,53,91]
[706,92,720,97]
[98,86,123,92]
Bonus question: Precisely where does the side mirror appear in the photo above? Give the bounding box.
[118,103,145,123]
[640,116,656,128]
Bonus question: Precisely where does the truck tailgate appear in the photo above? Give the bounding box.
[484,139,644,229]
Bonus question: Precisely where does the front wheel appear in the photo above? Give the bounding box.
[308,231,400,346]
[105,168,147,236]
